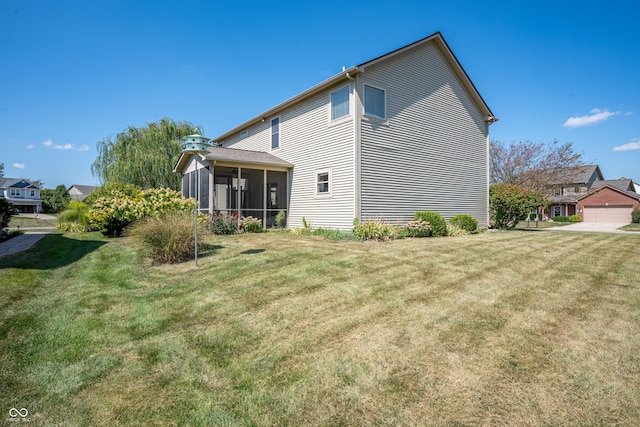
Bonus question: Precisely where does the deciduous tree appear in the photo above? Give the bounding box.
[490,140,583,195]
[91,118,202,190]
[489,183,545,229]
[40,185,71,213]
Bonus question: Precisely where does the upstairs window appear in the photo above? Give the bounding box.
[10,188,20,197]
[271,117,280,149]
[364,84,386,119]
[316,170,331,195]
[331,86,350,120]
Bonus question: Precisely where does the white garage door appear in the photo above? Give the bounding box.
[583,206,633,222]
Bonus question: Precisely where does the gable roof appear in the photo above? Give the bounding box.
[591,178,635,193]
[68,184,98,194]
[174,146,293,172]
[212,32,496,143]
[578,184,640,202]
[547,164,603,185]
[0,178,40,189]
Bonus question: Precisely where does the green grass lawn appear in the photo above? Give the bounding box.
[620,223,640,232]
[7,214,58,229]
[1,230,639,425]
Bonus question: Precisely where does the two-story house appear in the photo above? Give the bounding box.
[546,164,603,218]
[546,166,640,222]
[174,32,497,230]
[0,178,43,213]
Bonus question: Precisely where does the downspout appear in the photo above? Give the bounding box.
[348,69,362,225]
[485,115,499,228]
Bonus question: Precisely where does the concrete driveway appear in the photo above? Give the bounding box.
[549,222,640,234]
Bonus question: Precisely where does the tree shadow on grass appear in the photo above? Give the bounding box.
[0,233,107,270]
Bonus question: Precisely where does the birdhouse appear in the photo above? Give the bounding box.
[180,134,212,153]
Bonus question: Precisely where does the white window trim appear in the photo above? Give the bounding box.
[271,116,281,151]
[363,83,387,121]
[329,84,351,125]
[315,168,332,197]
[10,188,20,197]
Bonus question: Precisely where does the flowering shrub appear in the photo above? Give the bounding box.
[353,220,397,241]
[241,216,263,233]
[414,211,447,236]
[207,212,238,235]
[87,188,195,237]
[401,219,432,237]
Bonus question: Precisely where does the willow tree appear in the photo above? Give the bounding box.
[91,118,202,190]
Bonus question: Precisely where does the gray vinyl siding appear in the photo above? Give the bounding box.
[359,41,489,226]
[222,86,356,230]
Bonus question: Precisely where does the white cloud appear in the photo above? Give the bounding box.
[26,144,34,149]
[613,139,640,152]
[13,163,25,169]
[42,139,86,151]
[563,108,620,128]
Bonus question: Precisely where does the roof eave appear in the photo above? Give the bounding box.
[358,31,495,121]
[213,66,360,142]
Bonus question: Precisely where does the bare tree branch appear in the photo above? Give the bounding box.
[490,140,584,195]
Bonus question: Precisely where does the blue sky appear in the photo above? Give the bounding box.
[1,0,638,188]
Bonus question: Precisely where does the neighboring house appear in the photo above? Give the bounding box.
[545,164,603,218]
[0,178,42,213]
[174,32,497,229]
[67,184,97,202]
[576,184,640,222]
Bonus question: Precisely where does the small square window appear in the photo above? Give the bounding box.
[364,84,386,119]
[331,86,350,120]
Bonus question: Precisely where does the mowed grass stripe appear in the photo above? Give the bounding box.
[0,230,638,425]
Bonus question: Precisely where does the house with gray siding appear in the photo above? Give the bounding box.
[174,32,497,229]
[0,178,42,213]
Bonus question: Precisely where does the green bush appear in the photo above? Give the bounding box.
[414,211,447,236]
[275,210,286,228]
[129,211,206,264]
[241,216,263,233]
[401,219,432,237]
[85,182,142,205]
[489,183,546,230]
[450,214,478,232]
[632,208,640,224]
[353,220,397,241]
[0,199,15,233]
[569,214,581,223]
[87,188,194,237]
[207,212,238,235]
[553,216,570,222]
[57,200,91,232]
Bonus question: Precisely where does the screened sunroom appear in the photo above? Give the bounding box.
[175,146,292,228]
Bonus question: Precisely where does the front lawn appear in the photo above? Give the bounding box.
[1,231,639,425]
[620,223,640,232]
[7,214,58,229]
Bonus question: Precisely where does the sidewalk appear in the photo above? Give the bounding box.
[0,231,50,258]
